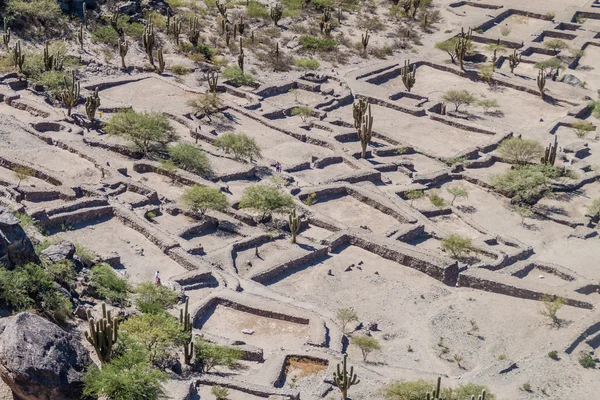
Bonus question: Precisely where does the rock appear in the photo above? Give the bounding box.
[367,322,378,331]
[569,226,598,239]
[217,181,230,193]
[118,0,141,16]
[164,280,185,302]
[0,207,39,269]
[73,305,91,320]
[242,329,255,335]
[560,74,583,87]
[40,241,76,264]
[564,141,590,158]
[0,313,92,400]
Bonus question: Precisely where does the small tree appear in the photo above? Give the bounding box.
[435,38,458,63]
[535,58,564,76]
[168,142,212,177]
[105,110,176,156]
[211,385,230,400]
[194,338,243,373]
[214,132,262,162]
[135,282,179,314]
[187,92,223,122]
[446,187,468,206]
[540,295,564,326]
[352,335,381,362]
[13,165,33,188]
[544,39,569,53]
[292,106,313,123]
[441,234,473,259]
[497,138,544,165]
[238,184,294,220]
[442,90,476,112]
[181,185,229,216]
[336,307,358,334]
[513,205,533,225]
[405,189,424,206]
[477,99,499,113]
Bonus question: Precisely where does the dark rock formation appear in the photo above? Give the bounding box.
[0,208,39,269]
[0,312,92,400]
[40,241,76,264]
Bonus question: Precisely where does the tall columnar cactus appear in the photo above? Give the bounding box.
[82,2,87,27]
[2,18,11,49]
[401,59,416,92]
[173,16,183,45]
[271,4,283,26]
[411,0,421,19]
[119,40,128,69]
[13,41,24,74]
[323,7,331,23]
[288,208,300,243]
[78,23,84,50]
[166,13,171,35]
[542,136,558,166]
[225,30,231,46]
[216,0,228,18]
[238,16,245,35]
[143,21,155,66]
[337,6,342,24]
[207,71,219,92]
[491,49,497,70]
[537,69,546,99]
[238,38,244,72]
[353,98,369,130]
[43,43,64,72]
[180,298,194,365]
[110,7,121,35]
[85,303,119,364]
[61,70,80,117]
[324,23,332,36]
[333,354,360,400]
[357,103,373,159]
[189,16,200,46]
[508,48,521,73]
[275,41,279,58]
[156,46,165,74]
[85,88,101,122]
[361,30,370,55]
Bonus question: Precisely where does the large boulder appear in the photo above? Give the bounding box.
[0,312,92,400]
[40,241,75,264]
[0,208,39,269]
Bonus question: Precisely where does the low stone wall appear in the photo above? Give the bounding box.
[429,114,497,135]
[82,137,143,159]
[113,205,179,252]
[449,1,503,9]
[37,205,114,229]
[314,156,343,168]
[194,376,299,400]
[355,94,427,117]
[0,156,62,186]
[30,198,109,220]
[249,247,329,283]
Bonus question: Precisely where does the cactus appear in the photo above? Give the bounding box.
[61,70,80,117]
[110,7,122,36]
[238,16,245,36]
[12,41,24,74]
[173,15,182,45]
[2,19,11,49]
[357,102,373,159]
[207,71,218,92]
[288,208,300,243]
[324,23,332,36]
[537,69,546,98]
[333,354,360,400]
[361,30,370,55]
[82,3,87,27]
[337,6,342,24]
[401,59,416,92]
[271,4,283,26]
[118,40,128,69]
[323,7,331,23]
[143,21,155,66]
[85,88,101,122]
[508,48,521,73]
[43,43,64,72]
[275,41,279,58]
[189,16,200,46]
[84,303,119,364]
[542,136,558,166]
[225,30,231,46]
[353,97,369,130]
[180,298,194,365]
[491,49,497,70]
[166,13,171,35]
[78,23,84,50]
[238,38,244,72]
[156,46,165,74]
[216,0,228,18]
[411,0,421,19]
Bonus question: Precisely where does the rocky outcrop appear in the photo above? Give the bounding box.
[40,241,76,264]
[0,313,92,400]
[0,208,39,269]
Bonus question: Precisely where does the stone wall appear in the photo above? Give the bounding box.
[249,247,329,283]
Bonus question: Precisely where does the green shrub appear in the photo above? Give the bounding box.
[88,263,129,306]
[221,65,255,86]
[428,191,446,208]
[168,142,212,176]
[118,16,145,40]
[351,335,381,361]
[92,25,120,46]
[295,57,320,71]
[497,138,545,165]
[194,338,243,372]
[239,184,295,220]
[75,243,95,265]
[245,1,270,19]
[441,234,474,259]
[104,110,177,155]
[491,165,556,204]
[211,385,230,400]
[46,260,77,287]
[299,35,337,51]
[181,185,229,216]
[382,380,495,400]
[83,345,167,400]
[579,354,596,369]
[0,262,72,323]
[37,70,69,95]
[214,132,261,161]
[5,0,64,31]
[135,282,179,314]
[548,350,559,360]
[196,43,215,61]
[170,64,190,75]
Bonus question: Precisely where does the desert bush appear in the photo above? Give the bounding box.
[336,307,358,334]
[477,99,499,113]
[211,385,230,400]
[75,243,95,265]
[441,234,474,259]
[500,26,511,36]
[46,259,77,287]
[181,185,229,216]
[298,35,337,51]
[221,65,254,86]
[214,132,261,161]
[194,338,243,373]
[405,189,424,205]
[491,165,557,204]
[104,110,177,156]
[442,90,476,112]
[135,282,179,314]
[245,1,270,19]
[12,165,33,187]
[478,64,494,83]
[352,335,381,362]
[586,199,600,219]
[572,121,595,138]
[544,38,569,53]
[0,262,71,323]
[513,205,533,225]
[120,313,189,363]
[170,64,190,75]
[88,263,129,306]
[292,106,314,122]
[428,191,446,208]
[168,142,212,177]
[579,354,596,368]
[382,379,494,400]
[5,0,64,32]
[539,295,564,325]
[239,185,295,220]
[83,345,166,400]
[187,92,223,122]
[590,100,600,119]
[357,15,385,31]
[92,25,120,46]
[497,138,544,165]
[295,57,320,71]
[548,350,559,360]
